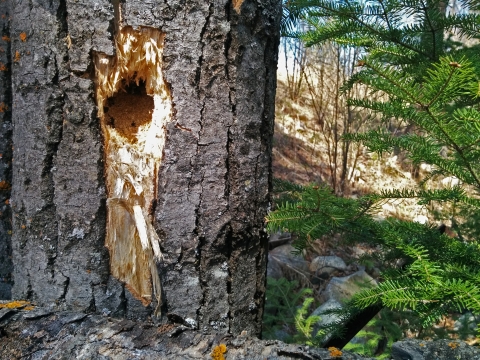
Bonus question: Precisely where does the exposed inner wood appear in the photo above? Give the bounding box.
[105,83,154,143]
[94,27,172,314]
[233,0,245,13]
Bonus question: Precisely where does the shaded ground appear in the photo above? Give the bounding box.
[272,123,326,186]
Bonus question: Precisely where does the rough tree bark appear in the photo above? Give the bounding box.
[2,0,281,337]
[0,0,13,300]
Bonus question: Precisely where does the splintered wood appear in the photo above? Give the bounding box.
[232,0,245,13]
[94,27,171,314]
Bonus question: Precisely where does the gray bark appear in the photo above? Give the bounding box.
[0,0,12,300]
[2,307,478,360]
[0,308,375,360]
[7,0,281,337]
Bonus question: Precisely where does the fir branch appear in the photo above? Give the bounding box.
[423,105,480,188]
[425,66,456,108]
[361,60,419,103]
[419,0,442,60]
[293,0,434,58]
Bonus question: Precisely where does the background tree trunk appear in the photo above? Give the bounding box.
[5,0,281,337]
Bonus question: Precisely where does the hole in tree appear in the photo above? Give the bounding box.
[105,80,154,142]
[94,26,171,315]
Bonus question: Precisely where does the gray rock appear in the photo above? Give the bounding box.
[391,340,424,360]
[348,333,370,348]
[269,232,292,248]
[454,312,477,332]
[391,339,480,360]
[310,270,378,348]
[311,298,343,328]
[309,298,344,346]
[309,256,347,276]
[312,299,367,346]
[267,253,285,279]
[321,270,377,304]
[268,245,310,284]
[273,328,292,343]
[369,267,382,279]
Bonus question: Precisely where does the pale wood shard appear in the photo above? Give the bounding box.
[94,27,172,315]
[233,0,245,13]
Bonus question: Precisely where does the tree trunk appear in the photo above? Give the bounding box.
[0,0,13,301]
[4,0,281,337]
